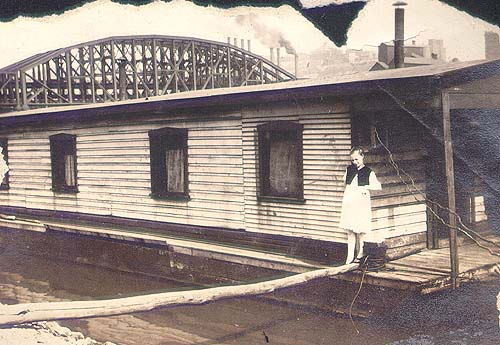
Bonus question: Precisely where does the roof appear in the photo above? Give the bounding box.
[1,58,500,125]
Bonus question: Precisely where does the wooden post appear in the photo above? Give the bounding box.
[442,90,459,289]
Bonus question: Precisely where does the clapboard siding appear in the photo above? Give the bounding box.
[241,100,351,242]
[0,112,245,229]
[367,150,428,243]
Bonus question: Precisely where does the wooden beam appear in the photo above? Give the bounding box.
[442,90,459,289]
[0,263,357,326]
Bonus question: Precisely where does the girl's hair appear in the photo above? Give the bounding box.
[350,146,364,156]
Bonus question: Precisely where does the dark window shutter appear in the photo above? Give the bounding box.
[149,127,188,198]
[50,134,77,192]
[149,134,165,197]
[258,121,303,200]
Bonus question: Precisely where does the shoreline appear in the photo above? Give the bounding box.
[0,321,115,345]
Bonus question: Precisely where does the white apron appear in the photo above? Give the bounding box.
[339,174,372,233]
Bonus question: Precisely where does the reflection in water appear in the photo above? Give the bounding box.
[0,251,499,344]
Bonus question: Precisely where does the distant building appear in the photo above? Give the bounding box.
[371,39,446,71]
[485,31,500,60]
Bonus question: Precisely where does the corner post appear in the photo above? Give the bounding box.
[442,90,459,289]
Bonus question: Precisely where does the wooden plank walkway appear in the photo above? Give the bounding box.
[340,238,500,294]
[2,214,499,295]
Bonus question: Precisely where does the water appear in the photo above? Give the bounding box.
[0,250,499,345]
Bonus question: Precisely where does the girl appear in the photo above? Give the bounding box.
[340,147,382,264]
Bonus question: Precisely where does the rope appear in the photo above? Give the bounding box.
[348,256,369,335]
[373,128,500,258]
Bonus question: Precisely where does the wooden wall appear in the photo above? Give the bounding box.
[242,100,352,242]
[366,151,429,258]
[3,94,478,252]
[0,111,246,230]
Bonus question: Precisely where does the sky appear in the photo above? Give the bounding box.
[0,0,500,70]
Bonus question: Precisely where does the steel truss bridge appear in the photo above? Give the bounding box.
[0,35,296,111]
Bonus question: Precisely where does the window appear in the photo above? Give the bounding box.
[148,127,189,199]
[50,133,78,193]
[258,121,303,201]
[352,111,420,152]
[0,138,9,190]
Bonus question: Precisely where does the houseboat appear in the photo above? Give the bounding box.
[0,36,498,284]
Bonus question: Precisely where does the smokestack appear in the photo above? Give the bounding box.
[393,1,407,69]
[234,38,238,47]
[241,39,245,50]
[247,39,251,52]
[270,48,274,63]
[118,60,128,101]
[276,47,281,67]
[485,31,500,59]
[294,54,298,78]
[227,37,231,45]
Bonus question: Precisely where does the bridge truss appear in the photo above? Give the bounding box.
[0,35,296,111]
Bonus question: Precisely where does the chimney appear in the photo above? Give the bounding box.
[118,60,128,101]
[270,48,274,63]
[241,39,245,50]
[485,31,500,60]
[247,39,251,52]
[234,38,238,47]
[393,1,407,69]
[276,47,281,67]
[227,37,231,45]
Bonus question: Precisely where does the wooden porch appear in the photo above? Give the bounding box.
[340,235,500,294]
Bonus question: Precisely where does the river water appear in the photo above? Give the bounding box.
[0,250,499,345]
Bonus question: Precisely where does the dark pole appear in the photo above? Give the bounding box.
[442,90,459,289]
[393,1,407,69]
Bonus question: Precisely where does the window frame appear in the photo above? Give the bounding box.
[148,127,189,200]
[0,138,9,191]
[49,133,78,193]
[257,121,304,202]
